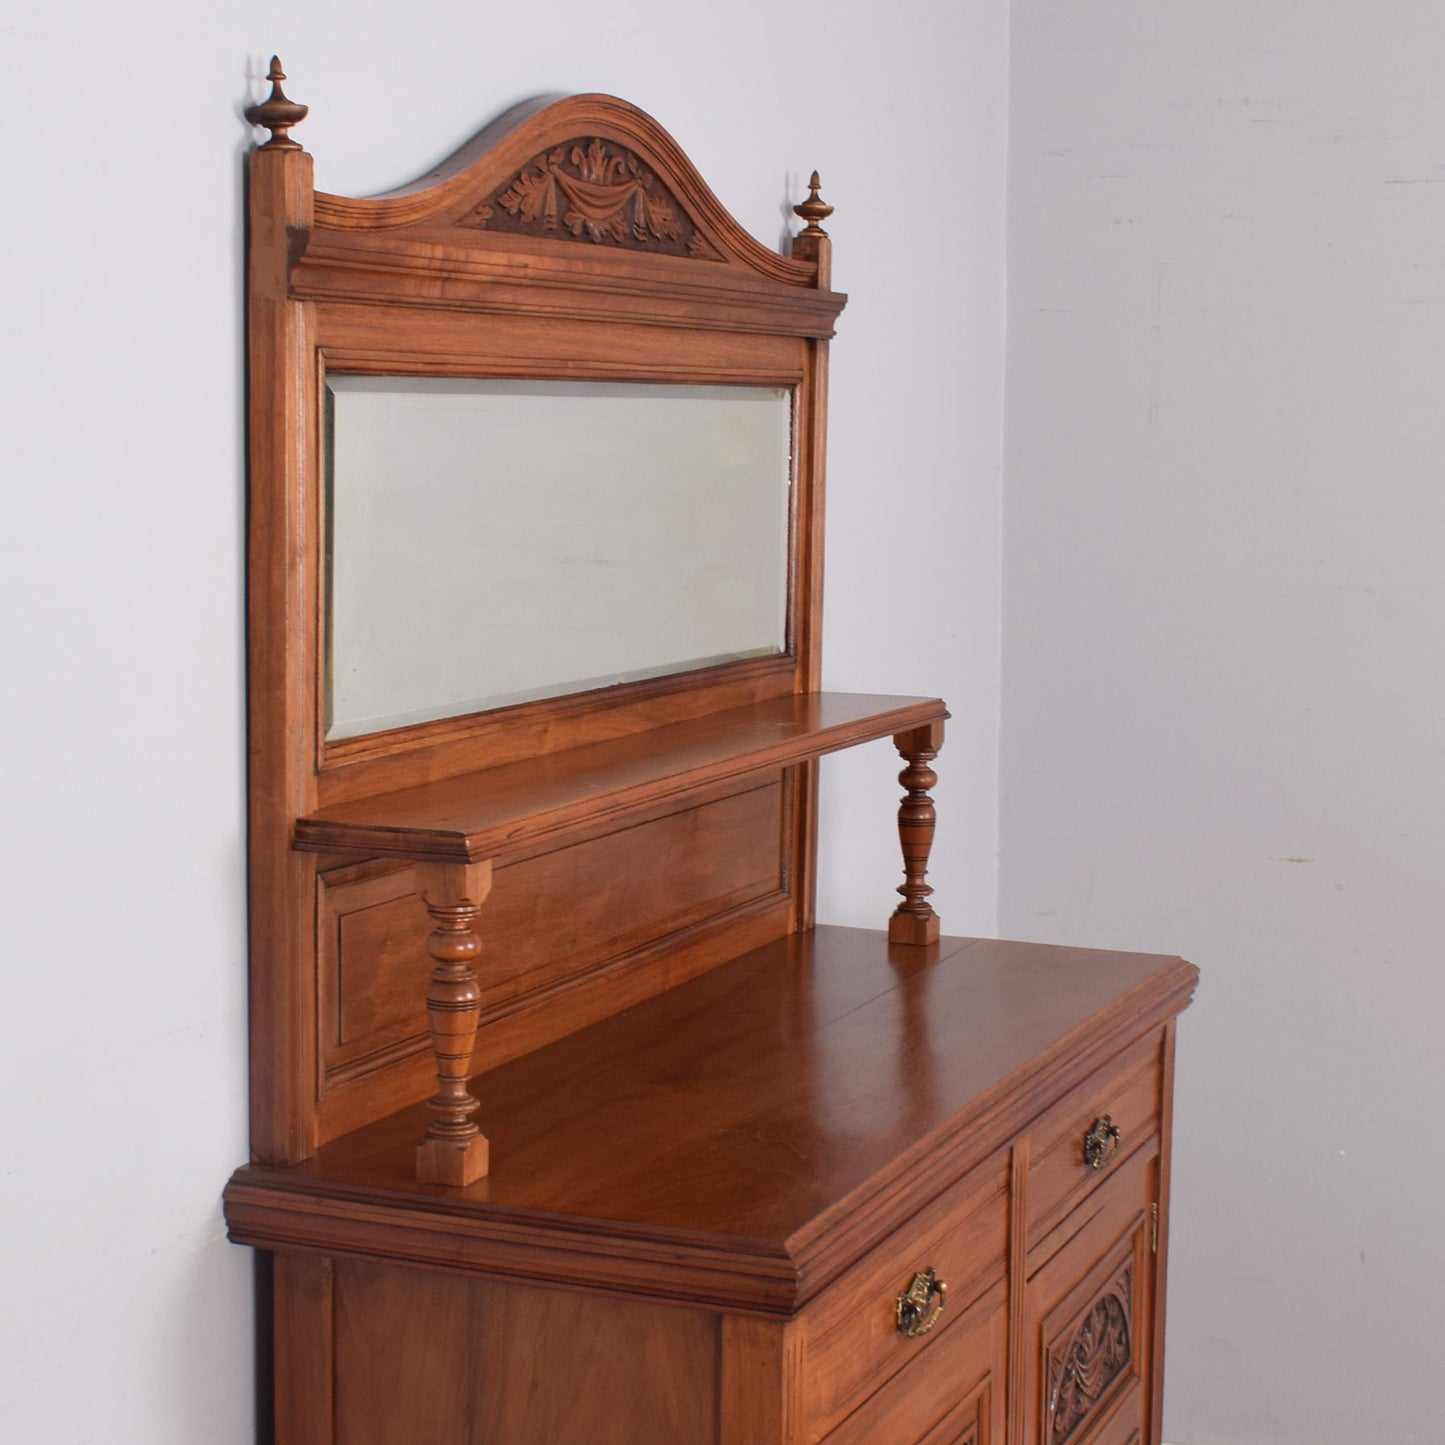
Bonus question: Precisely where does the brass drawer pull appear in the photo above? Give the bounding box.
[1083,1115,1121,1170]
[896,1268,948,1339]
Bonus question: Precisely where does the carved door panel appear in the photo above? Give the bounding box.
[1021,1148,1156,1445]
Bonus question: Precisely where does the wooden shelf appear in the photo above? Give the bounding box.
[294,691,947,864]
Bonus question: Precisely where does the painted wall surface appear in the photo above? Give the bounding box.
[1002,6,1445,1442]
[0,2,1006,1440]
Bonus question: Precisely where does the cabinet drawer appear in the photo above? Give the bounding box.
[819,1277,1005,1445]
[801,1151,1009,1442]
[1026,1032,1161,1242]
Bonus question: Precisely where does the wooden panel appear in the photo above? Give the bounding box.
[818,1278,1005,1445]
[272,1252,333,1445]
[1026,1031,1162,1243]
[313,301,812,384]
[720,1315,804,1445]
[333,1259,478,1443]
[801,1151,1008,1438]
[332,1257,719,1445]
[1023,1149,1156,1445]
[299,244,841,336]
[317,780,785,1087]
[471,1280,719,1443]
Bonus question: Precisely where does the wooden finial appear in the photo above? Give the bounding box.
[245,56,308,149]
[793,171,834,238]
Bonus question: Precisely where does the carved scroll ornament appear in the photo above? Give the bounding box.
[1047,1266,1133,1444]
[467,137,717,257]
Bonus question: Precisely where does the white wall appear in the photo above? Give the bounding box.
[0,3,1007,1440]
[1002,5,1445,1442]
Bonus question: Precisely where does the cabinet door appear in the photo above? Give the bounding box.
[1021,1146,1157,1445]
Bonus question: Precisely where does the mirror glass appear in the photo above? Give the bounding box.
[326,376,792,740]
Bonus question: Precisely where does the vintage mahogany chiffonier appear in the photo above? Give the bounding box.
[224,64,1197,1445]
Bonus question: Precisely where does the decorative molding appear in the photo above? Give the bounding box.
[464,137,719,257]
[1047,1264,1133,1444]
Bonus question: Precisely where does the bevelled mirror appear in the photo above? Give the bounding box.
[325,376,794,739]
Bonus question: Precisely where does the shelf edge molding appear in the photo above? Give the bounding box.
[293,691,949,866]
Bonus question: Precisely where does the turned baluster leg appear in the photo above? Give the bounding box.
[888,722,944,945]
[414,859,493,1186]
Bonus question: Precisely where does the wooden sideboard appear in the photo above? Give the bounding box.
[225,67,1196,1444]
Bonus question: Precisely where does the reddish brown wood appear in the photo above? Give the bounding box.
[889,720,945,944]
[227,928,1196,1303]
[234,79,1196,1442]
[315,888,793,1150]
[246,129,320,1167]
[1020,1148,1157,1445]
[227,927,1195,1439]
[792,172,833,242]
[1006,1140,1030,1445]
[244,57,308,149]
[1150,1019,1181,1445]
[294,692,947,865]
[1026,1031,1162,1241]
[272,1252,332,1445]
[819,1280,1005,1445]
[799,1150,1008,1437]
[719,1317,803,1445]
[329,1258,720,1444]
[314,780,784,1121]
[243,88,852,1172]
[414,860,492,1185]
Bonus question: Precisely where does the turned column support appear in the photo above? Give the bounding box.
[888,721,944,946]
[414,859,493,1186]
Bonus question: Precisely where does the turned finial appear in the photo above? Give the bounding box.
[245,56,308,149]
[793,171,834,237]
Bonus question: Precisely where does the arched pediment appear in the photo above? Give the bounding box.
[295,93,833,310]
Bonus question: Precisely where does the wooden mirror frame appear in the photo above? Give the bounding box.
[244,64,945,1184]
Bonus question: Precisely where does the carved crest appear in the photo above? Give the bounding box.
[465,137,719,257]
[1047,1266,1133,1444]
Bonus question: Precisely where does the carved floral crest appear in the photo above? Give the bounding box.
[465,137,718,257]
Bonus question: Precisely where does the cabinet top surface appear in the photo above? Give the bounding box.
[232,926,1196,1259]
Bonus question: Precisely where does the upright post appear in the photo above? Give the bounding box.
[414,860,494,1186]
[888,721,944,945]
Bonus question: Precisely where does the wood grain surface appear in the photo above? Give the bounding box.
[293,692,947,864]
[227,925,1196,1314]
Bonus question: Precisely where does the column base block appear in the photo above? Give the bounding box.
[416,1132,490,1186]
[888,910,940,946]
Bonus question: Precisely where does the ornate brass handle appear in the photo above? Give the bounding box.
[896,1268,948,1339]
[1083,1115,1122,1170]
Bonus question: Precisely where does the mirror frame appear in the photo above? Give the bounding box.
[245,89,845,1159]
